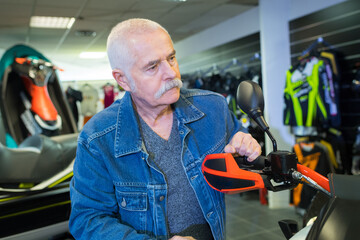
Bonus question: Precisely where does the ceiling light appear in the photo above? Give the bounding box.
[30,16,76,29]
[79,52,107,59]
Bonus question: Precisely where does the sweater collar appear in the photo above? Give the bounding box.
[114,89,204,157]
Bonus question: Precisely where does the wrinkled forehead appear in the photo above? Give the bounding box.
[128,29,175,63]
[127,28,172,48]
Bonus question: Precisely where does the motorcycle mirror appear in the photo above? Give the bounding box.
[236,80,268,131]
[236,80,277,152]
[236,80,264,113]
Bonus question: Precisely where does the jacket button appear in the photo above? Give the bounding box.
[159,196,165,202]
[191,175,198,180]
[121,198,127,207]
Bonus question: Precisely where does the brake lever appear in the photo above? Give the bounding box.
[234,155,268,170]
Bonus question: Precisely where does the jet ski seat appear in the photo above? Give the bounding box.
[0,133,78,184]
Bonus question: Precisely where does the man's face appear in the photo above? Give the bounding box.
[125,29,182,108]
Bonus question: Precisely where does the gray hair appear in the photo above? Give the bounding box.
[107,18,170,74]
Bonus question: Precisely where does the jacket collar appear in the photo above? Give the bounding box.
[174,89,205,124]
[114,89,204,158]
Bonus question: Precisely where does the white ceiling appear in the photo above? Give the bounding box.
[0,0,258,81]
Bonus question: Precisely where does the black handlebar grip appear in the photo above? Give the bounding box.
[234,155,267,170]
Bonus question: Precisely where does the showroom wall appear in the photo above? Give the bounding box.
[175,0,346,61]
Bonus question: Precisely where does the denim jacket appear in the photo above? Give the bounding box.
[69,88,243,240]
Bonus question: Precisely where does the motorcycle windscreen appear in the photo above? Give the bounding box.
[306,197,360,240]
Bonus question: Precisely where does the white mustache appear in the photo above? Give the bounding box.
[154,78,183,99]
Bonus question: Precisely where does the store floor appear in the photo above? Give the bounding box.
[225,191,302,240]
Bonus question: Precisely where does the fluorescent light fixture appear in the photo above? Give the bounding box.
[30,16,76,29]
[79,52,107,59]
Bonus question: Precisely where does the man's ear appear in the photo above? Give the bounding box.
[112,69,132,92]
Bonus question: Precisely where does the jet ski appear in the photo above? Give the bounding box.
[0,44,78,239]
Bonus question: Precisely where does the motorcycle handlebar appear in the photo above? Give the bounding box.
[232,153,330,194]
[202,152,331,195]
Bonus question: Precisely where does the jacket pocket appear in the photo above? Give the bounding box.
[113,184,149,232]
[115,190,148,212]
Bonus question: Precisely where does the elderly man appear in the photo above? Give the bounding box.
[69,18,261,240]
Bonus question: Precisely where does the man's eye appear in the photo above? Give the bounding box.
[169,56,176,64]
[148,65,157,71]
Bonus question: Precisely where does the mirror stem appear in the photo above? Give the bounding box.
[265,129,277,152]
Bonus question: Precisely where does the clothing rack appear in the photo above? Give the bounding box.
[188,52,261,79]
[300,37,335,59]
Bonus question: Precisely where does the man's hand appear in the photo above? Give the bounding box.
[224,131,261,162]
[169,236,196,240]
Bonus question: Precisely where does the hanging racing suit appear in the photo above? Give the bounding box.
[283,57,328,135]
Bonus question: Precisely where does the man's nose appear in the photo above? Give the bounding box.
[161,60,178,79]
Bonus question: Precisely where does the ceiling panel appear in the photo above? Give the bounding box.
[0,0,258,81]
[36,0,84,9]
[176,3,253,33]
[86,0,136,11]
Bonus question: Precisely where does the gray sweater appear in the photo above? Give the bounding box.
[139,113,213,240]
